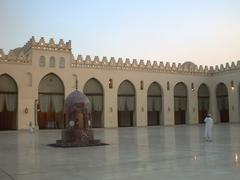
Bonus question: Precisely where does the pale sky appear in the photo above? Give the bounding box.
[1,0,240,66]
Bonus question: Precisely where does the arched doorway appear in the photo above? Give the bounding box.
[147,82,162,126]
[0,74,18,130]
[198,84,209,123]
[118,80,136,127]
[38,73,64,129]
[83,78,104,128]
[174,82,187,125]
[216,83,229,122]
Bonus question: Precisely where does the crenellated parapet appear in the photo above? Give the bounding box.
[71,55,214,75]
[1,37,240,75]
[213,61,240,74]
[22,36,71,53]
[0,37,71,65]
[71,55,240,75]
[0,47,32,64]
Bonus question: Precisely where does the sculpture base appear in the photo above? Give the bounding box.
[56,128,102,147]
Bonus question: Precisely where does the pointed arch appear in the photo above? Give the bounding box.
[118,80,136,95]
[0,74,18,130]
[83,78,104,128]
[216,82,229,122]
[83,78,104,95]
[38,73,65,129]
[117,80,136,127]
[198,83,210,123]
[174,82,187,125]
[147,82,162,126]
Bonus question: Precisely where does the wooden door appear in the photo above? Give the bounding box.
[174,110,185,125]
[118,111,133,127]
[92,111,102,128]
[220,110,229,122]
[148,111,159,126]
[198,110,208,123]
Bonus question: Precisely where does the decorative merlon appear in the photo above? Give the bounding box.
[1,37,240,74]
[22,36,71,53]
[70,54,240,75]
[0,49,5,58]
[0,46,31,64]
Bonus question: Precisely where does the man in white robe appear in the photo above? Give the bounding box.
[204,114,214,141]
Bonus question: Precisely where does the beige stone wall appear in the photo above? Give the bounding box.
[0,38,240,130]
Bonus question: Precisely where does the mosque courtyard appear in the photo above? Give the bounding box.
[0,123,240,180]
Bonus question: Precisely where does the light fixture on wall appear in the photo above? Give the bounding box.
[168,107,171,112]
[140,80,144,90]
[191,83,194,91]
[231,80,234,90]
[109,79,113,89]
[24,107,29,114]
[167,81,170,90]
[35,99,40,112]
[75,79,78,90]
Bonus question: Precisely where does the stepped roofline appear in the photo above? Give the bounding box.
[22,36,71,53]
[71,55,240,75]
[0,37,239,75]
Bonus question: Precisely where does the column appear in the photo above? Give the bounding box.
[162,84,174,125]
[228,84,239,123]
[136,88,147,127]
[188,85,198,124]
[209,85,219,123]
[104,87,118,128]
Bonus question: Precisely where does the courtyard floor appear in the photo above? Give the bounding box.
[0,123,240,180]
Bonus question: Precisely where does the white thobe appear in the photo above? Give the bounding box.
[204,117,213,140]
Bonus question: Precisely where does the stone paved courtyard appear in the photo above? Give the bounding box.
[0,123,240,180]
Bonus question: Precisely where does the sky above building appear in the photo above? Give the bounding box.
[1,0,240,66]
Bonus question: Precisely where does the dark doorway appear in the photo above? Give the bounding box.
[118,80,135,127]
[38,73,64,129]
[0,74,18,130]
[83,78,104,128]
[147,82,162,126]
[216,83,229,123]
[174,82,187,125]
